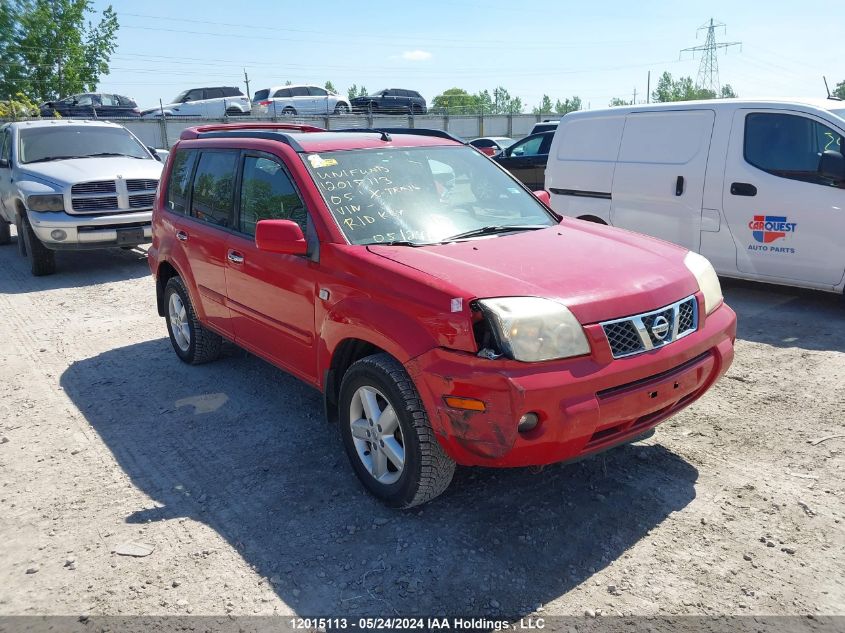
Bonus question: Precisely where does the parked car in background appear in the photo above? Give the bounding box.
[531,120,559,134]
[0,120,163,276]
[469,136,515,156]
[493,131,554,190]
[141,87,251,118]
[350,89,427,114]
[148,122,735,508]
[253,85,351,116]
[39,93,141,118]
[546,98,845,293]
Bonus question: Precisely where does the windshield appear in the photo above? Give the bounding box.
[829,108,845,123]
[172,90,189,103]
[19,126,150,164]
[303,145,556,245]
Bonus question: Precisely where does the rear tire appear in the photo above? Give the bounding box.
[20,215,56,276]
[334,103,349,115]
[282,107,297,116]
[339,353,455,508]
[164,276,222,365]
[0,219,10,245]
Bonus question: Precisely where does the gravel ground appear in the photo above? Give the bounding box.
[0,236,842,619]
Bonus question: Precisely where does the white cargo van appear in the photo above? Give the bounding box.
[546,99,845,292]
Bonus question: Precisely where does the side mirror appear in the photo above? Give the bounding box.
[533,190,551,206]
[147,146,161,161]
[255,219,307,256]
[819,150,845,182]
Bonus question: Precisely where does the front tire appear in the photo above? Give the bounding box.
[0,219,10,245]
[19,215,55,276]
[334,103,349,115]
[339,354,455,508]
[164,276,222,364]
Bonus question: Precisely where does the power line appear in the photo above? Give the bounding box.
[680,18,741,94]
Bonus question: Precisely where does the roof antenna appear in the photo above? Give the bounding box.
[824,76,832,98]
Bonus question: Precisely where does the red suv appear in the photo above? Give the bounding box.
[149,123,736,508]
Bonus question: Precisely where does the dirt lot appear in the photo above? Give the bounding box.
[0,237,843,619]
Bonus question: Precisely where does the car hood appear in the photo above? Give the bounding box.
[18,157,163,187]
[367,220,700,325]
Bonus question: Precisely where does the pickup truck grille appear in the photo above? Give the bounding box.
[72,196,119,212]
[601,296,699,359]
[72,181,116,194]
[69,178,158,214]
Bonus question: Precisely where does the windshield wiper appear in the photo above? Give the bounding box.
[25,155,88,163]
[86,152,144,158]
[368,240,435,247]
[443,224,549,241]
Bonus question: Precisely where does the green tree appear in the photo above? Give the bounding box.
[554,96,581,114]
[609,97,633,107]
[835,80,845,99]
[651,71,718,102]
[0,0,119,102]
[532,94,553,115]
[432,88,480,113]
[324,81,336,94]
[720,84,738,98]
[492,86,522,114]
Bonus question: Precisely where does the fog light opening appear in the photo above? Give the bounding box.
[50,229,67,241]
[517,412,539,434]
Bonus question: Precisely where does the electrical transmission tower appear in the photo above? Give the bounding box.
[680,18,741,94]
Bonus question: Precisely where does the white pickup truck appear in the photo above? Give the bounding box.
[0,119,163,276]
[546,98,845,293]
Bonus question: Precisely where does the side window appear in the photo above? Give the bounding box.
[165,149,198,214]
[0,130,10,163]
[308,87,328,97]
[222,87,241,97]
[99,94,117,106]
[239,156,307,236]
[744,112,845,185]
[289,87,309,97]
[190,151,237,227]
[184,89,203,102]
[511,135,543,157]
[75,94,94,106]
[253,89,270,101]
[273,88,292,98]
[206,88,225,99]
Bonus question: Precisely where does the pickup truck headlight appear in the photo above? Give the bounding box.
[684,251,723,314]
[27,194,64,212]
[477,297,590,362]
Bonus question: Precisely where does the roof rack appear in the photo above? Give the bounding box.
[180,122,324,140]
[191,130,310,152]
[333,127,466,144]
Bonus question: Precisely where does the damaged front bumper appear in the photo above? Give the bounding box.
[406,294,736,468]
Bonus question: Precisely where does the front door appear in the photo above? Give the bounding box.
[224,153,318,382]
[723,109,845,286]
[496,133,552,190]
[611,109,715,252]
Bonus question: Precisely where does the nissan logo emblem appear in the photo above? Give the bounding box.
[650,315,670,341]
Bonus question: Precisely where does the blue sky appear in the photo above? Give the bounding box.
[89,0,844,110]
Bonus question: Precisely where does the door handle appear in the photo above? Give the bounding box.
[730,182,757,197]
[675,176,685,196]
[227,250,244,264]
[175,230,188,242]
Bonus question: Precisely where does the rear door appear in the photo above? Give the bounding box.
[224,152,318,382]
[496,133,552,190]
[722,109,845,286]
[176,149,239,336]
[611,109,715,252]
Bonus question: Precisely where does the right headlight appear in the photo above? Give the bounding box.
[477,297,590,362]
[684,251,723,314]
[27,193,64,212]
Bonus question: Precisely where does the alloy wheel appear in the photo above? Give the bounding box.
[348,385,405,484]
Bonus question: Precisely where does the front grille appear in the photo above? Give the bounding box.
[72,180,116,194]
[601,296,698,359]
[129,193,156,208]
[126,179,158,192]
[72,196,119,212]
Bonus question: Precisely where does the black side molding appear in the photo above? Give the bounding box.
[549,188,612,200]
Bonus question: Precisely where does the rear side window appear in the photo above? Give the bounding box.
[618,111,714,164]
[222,87,242,97]
[99,94,117,106]
[253,89,269,101]
[1,130,10,162]
[273,88,292,98]
[289,87,309,97]
[165,149,198,214]
[205,88,225,99]
[745,112,844,185]
[191,151,237,227]
[239,156,307,235]
[308,87,328,97]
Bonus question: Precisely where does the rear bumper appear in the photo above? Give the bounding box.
[406,296,736,467]
[29,210,152,249]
